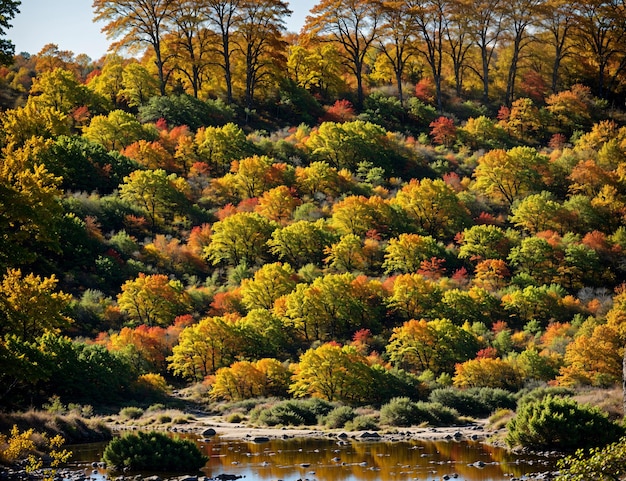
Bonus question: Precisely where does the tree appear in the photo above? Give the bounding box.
[268,219,336,267]
[376,0,418,105]
[386,318,479,374]
[235,0,291,109]
[473,146,549,207]
[458,225,512,262]
[289,343,374,404]
[501,0,542,106]
[203,0,240,104]
[0,269,72,341]
[392,178,470,239]
[83,109,157,151]
[0,0,20,65]
[204,212,276,266]
[93,0,178,95]
[411,0,449,111]
[0,148,65,269]
[387,273,442,320]
[506,395,624,450]
[195,122,250,175]
[210,358,290,400]
[240,262,296,310]
[117,273,191,327]
[557,322,622,387]
[540,0,577,93]
[509,191,564,234]
[168,315,237,380]
[453,357,523,390]
[119,169,189,233]
[167,0,214,98]
[461,0,506,102]
[303,0,381,108]
[281,273,384,342]
[383,233,445,274]
[29,68,108,116]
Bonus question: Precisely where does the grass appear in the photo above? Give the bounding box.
[0,410,111,444]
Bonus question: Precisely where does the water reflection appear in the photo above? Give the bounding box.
[69,435,557,481]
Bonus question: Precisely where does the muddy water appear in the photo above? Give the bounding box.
[69,435,557,481]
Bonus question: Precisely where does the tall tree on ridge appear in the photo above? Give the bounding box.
[304,0,382,108]
[93,0,177,95]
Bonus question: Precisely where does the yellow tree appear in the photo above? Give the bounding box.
[117,273,191,327]
[383,233,445,274]
[0,268,72,341]
[453,357,523,390]
[168,315,237,380]
[387,273,442,320]
[240,262,297,311]
[290,343,374,403]
[473,146,549,207]
[93,0,178,95]
[557,321,622,387]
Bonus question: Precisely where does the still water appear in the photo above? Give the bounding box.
[70,435,557,481]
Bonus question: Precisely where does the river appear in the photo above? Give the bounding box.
[68,435,558,481]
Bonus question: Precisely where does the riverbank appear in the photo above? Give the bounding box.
[110,411,495,444]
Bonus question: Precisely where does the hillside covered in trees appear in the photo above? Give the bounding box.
[2,0,626,414]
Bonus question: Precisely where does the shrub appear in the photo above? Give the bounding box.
[156,415,172,424]
[119,407,144,420]
[516,386,573,407]
[323,406,356,429]
[557,436,626,480]
[103,431,207,472]
[250,399,334,427]
[506,395,625,450]
[226,413,244,423]
[345,415,379,431]
[429,387,516,417]
[380,397,418,427]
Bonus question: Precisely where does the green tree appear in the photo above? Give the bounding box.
[457,225,513,262]
[204,212,276,266]
[83,110,157,151]
[506,395,624,450]
[392,178,470,239]
[386,318,479,374]
[383,233,446,274]
[195,122,251,175]
[119,169,189,233]
[268,219,336,267]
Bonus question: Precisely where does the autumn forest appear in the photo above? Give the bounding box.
[2,0,626,419]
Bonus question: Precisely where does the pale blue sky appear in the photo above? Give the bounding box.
[11,0,316,61]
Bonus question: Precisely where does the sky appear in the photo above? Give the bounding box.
[10,0,317,61]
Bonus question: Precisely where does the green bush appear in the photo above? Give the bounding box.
[506,395,625,451]
[119,406,144,420]
[516,386,574,407]
[345,415,379,431]
[323,406,356,429]
[250,399,334,427]
[380,398,461,427]
[429,387,516,417]
[380,397,418,427]
[103,431,208,472]
[557,436,626,480]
